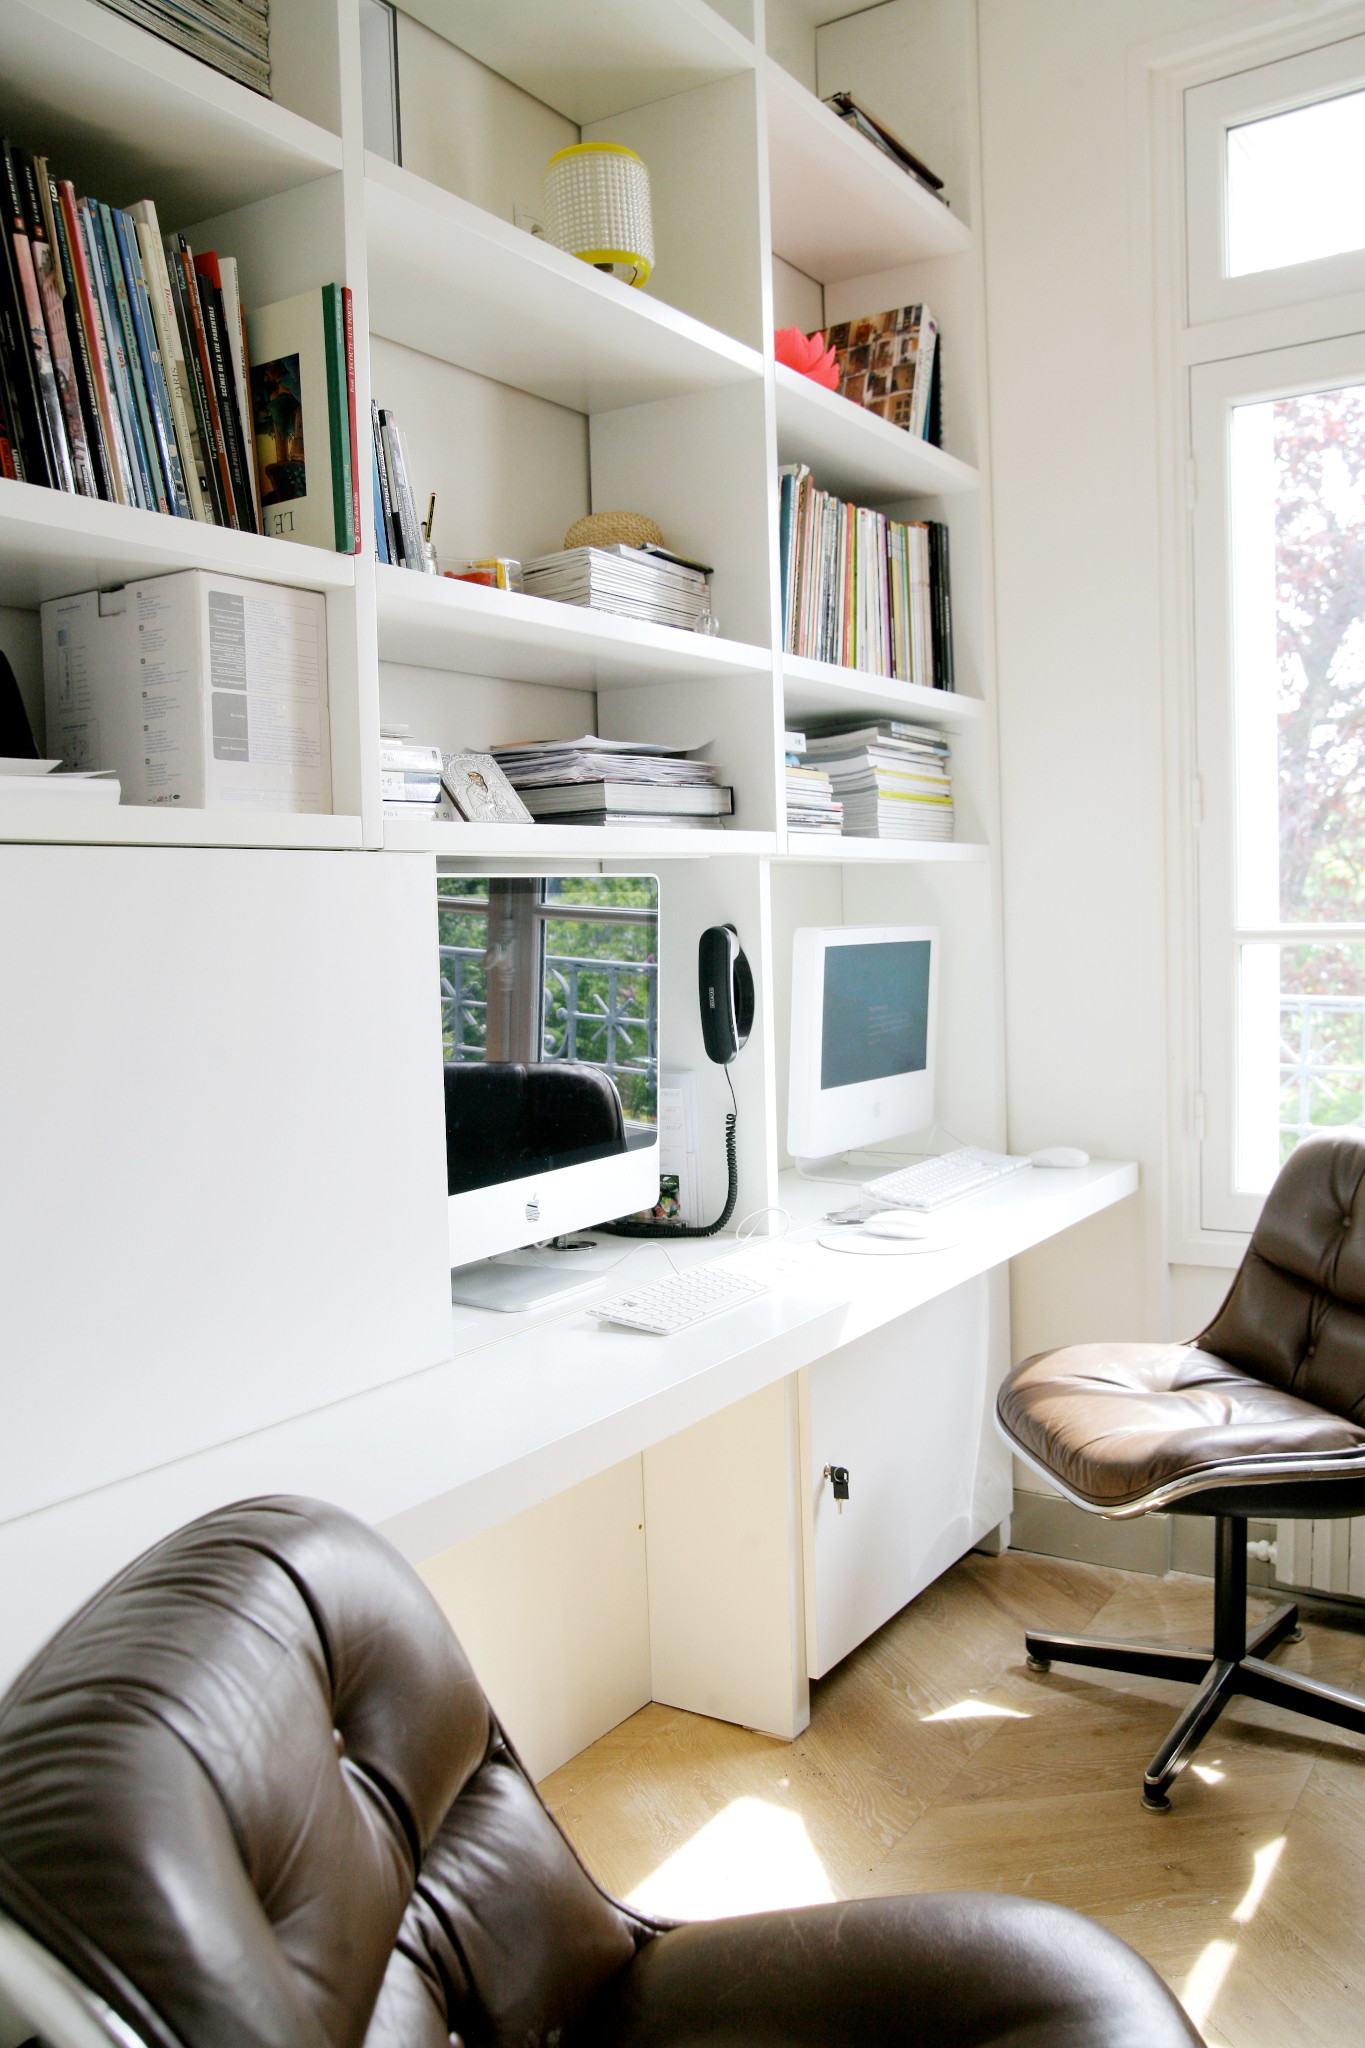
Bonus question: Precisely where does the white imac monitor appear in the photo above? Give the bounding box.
[440,874,660,1307]
[787,925,938,1165]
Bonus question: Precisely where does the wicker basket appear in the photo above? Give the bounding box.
[564,512,665,551]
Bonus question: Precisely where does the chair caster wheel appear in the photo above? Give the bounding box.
[1026,1654,1051,1673]
[1288,1626,1304,1643]
[1142,1789,1172,1813]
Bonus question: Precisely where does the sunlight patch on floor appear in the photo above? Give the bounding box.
[625,1797,837,1921]
[1182,1938,1238,2029]
[920,1697,1030,1723]
[1232,1837,1284,1923]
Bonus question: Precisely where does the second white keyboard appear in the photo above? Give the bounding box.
[863,1146,1031,1212]
[589,1264,769,1335]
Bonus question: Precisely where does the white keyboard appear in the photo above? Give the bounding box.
[589,1264,769,1335]
[862,1146,1031,1212]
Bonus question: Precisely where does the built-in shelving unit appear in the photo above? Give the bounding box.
[0,0,1003,1222]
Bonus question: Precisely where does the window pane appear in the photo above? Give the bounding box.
[1231,384,1365,923]
[1227,89,1365,275]
[1236,941,1365,1192]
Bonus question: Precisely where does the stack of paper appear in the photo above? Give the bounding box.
[490,735,732,828]
[802,719,952,841]
[521,546,711,632]
[95,0,271,96]
[379,731,444,821]
[0,759,121,804]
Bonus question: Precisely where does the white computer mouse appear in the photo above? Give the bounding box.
[1029,1146,1090,1168]
[862,1211,934,1240]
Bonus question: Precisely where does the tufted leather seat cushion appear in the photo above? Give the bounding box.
[0,1498,641,2048]
[0,1496,1203,2048]
[998,1132,1365,1514]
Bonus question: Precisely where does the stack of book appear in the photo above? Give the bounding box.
[96,0,271,97]
[371,404,430,570]
[521,546,712,631]
[825,303,939,442]
[489,736,732,830]
[802,720,953,842]
[821,94,947,206]
[779,464,954,689]
[379,729,443,821]
[0,141,358,548]
[783,727,841,835]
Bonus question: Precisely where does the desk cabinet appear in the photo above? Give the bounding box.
[800,1273,1009,1678]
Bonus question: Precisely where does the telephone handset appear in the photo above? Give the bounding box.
[600,924,751,1238]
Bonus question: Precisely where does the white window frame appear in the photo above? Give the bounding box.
[1189,335,1365,1233]
[1186,34,1365,327]
[1146,6,1365,1268]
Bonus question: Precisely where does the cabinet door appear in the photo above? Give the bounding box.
[800,1274,1008,1678]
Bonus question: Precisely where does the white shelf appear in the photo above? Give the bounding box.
[365,158,764,415]
[779,834,987,863]
[375,564,772,690]
[0,479,356,607]
[780,652,982,728]
[0,0,342,227]
[0,805,363,850]
[388,819,779,858]
[766,61,970,284]
[399,0,754,125]
[774,364,978,504]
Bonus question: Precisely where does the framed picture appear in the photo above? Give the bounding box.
[440,752,533,824]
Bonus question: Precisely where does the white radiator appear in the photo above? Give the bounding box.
[1274,1519,1365,1600]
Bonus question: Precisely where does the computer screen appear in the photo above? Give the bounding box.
[820,939,932,1091]
[440,873,660,1269]
[788,925,938,1162]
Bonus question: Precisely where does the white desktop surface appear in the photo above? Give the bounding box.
[0,1160,1136,1682]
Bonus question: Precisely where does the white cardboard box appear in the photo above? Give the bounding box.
[42,571,331,813]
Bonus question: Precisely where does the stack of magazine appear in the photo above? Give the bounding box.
[802,719,953,841]
[489,736,732,829]
[96,1,271,97]
[783,726,841,835]
[521,546,711,632]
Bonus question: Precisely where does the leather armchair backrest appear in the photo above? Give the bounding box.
[0,1498,645,2048]
[1199,1130,1365,1421]
[444,1060,627,1195]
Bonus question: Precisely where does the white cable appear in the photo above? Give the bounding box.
[735,1205,792,1242]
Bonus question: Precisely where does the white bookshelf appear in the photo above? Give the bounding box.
[0,0,1005,1223]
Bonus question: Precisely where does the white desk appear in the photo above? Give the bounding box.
[0,1161,1136,1725]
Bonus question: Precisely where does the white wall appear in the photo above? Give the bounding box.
[976,0,1299,1407]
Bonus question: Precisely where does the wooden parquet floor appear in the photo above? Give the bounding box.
[539,1550,1365,2046]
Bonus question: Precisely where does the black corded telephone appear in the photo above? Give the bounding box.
[600,924,751,1238]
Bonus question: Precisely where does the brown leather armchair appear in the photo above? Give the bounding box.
[0,1496,1199,2047]
[998,1129,1365,1811]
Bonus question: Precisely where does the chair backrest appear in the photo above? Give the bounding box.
[0,1498,648,2048]
[1199,1129,1365,1420]
[444,1060,627,1195]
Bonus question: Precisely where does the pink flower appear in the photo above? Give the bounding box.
[774,327,839,388]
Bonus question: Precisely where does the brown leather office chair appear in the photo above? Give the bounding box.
[0,1496,1199,2048]
[999,1128,1365,1811]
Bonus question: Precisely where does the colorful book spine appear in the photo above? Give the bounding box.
[342,285,361,554]
[76,197,141,508]
[2,141,67,489]
[321,281,351,553]
[193,249,255,530]
[98,201,165,512]
[112,205,189,517]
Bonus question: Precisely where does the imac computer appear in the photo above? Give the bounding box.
[787,924,938,1169]
[441,874,660,1310]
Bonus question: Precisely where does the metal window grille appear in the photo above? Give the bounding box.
[1279,993,1365,1159]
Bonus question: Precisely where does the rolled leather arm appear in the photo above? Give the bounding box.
[580,1893,1202,2048]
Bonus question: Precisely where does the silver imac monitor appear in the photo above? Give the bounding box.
[787,924,938,1165]
[441,874,660,1307]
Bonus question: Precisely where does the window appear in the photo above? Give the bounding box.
[1186,35,1365,324]
[1184,35,1365,1239]
[436,875,659,1128]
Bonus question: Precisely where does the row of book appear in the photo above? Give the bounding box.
[779,464,954,689]
[97,0,271,98]
[787,718,954,842]
[372,405,431,569]
[490,736,732,830]
[0,140,360,551]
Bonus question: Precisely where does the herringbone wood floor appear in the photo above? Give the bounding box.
[539,1550,1365,2046]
